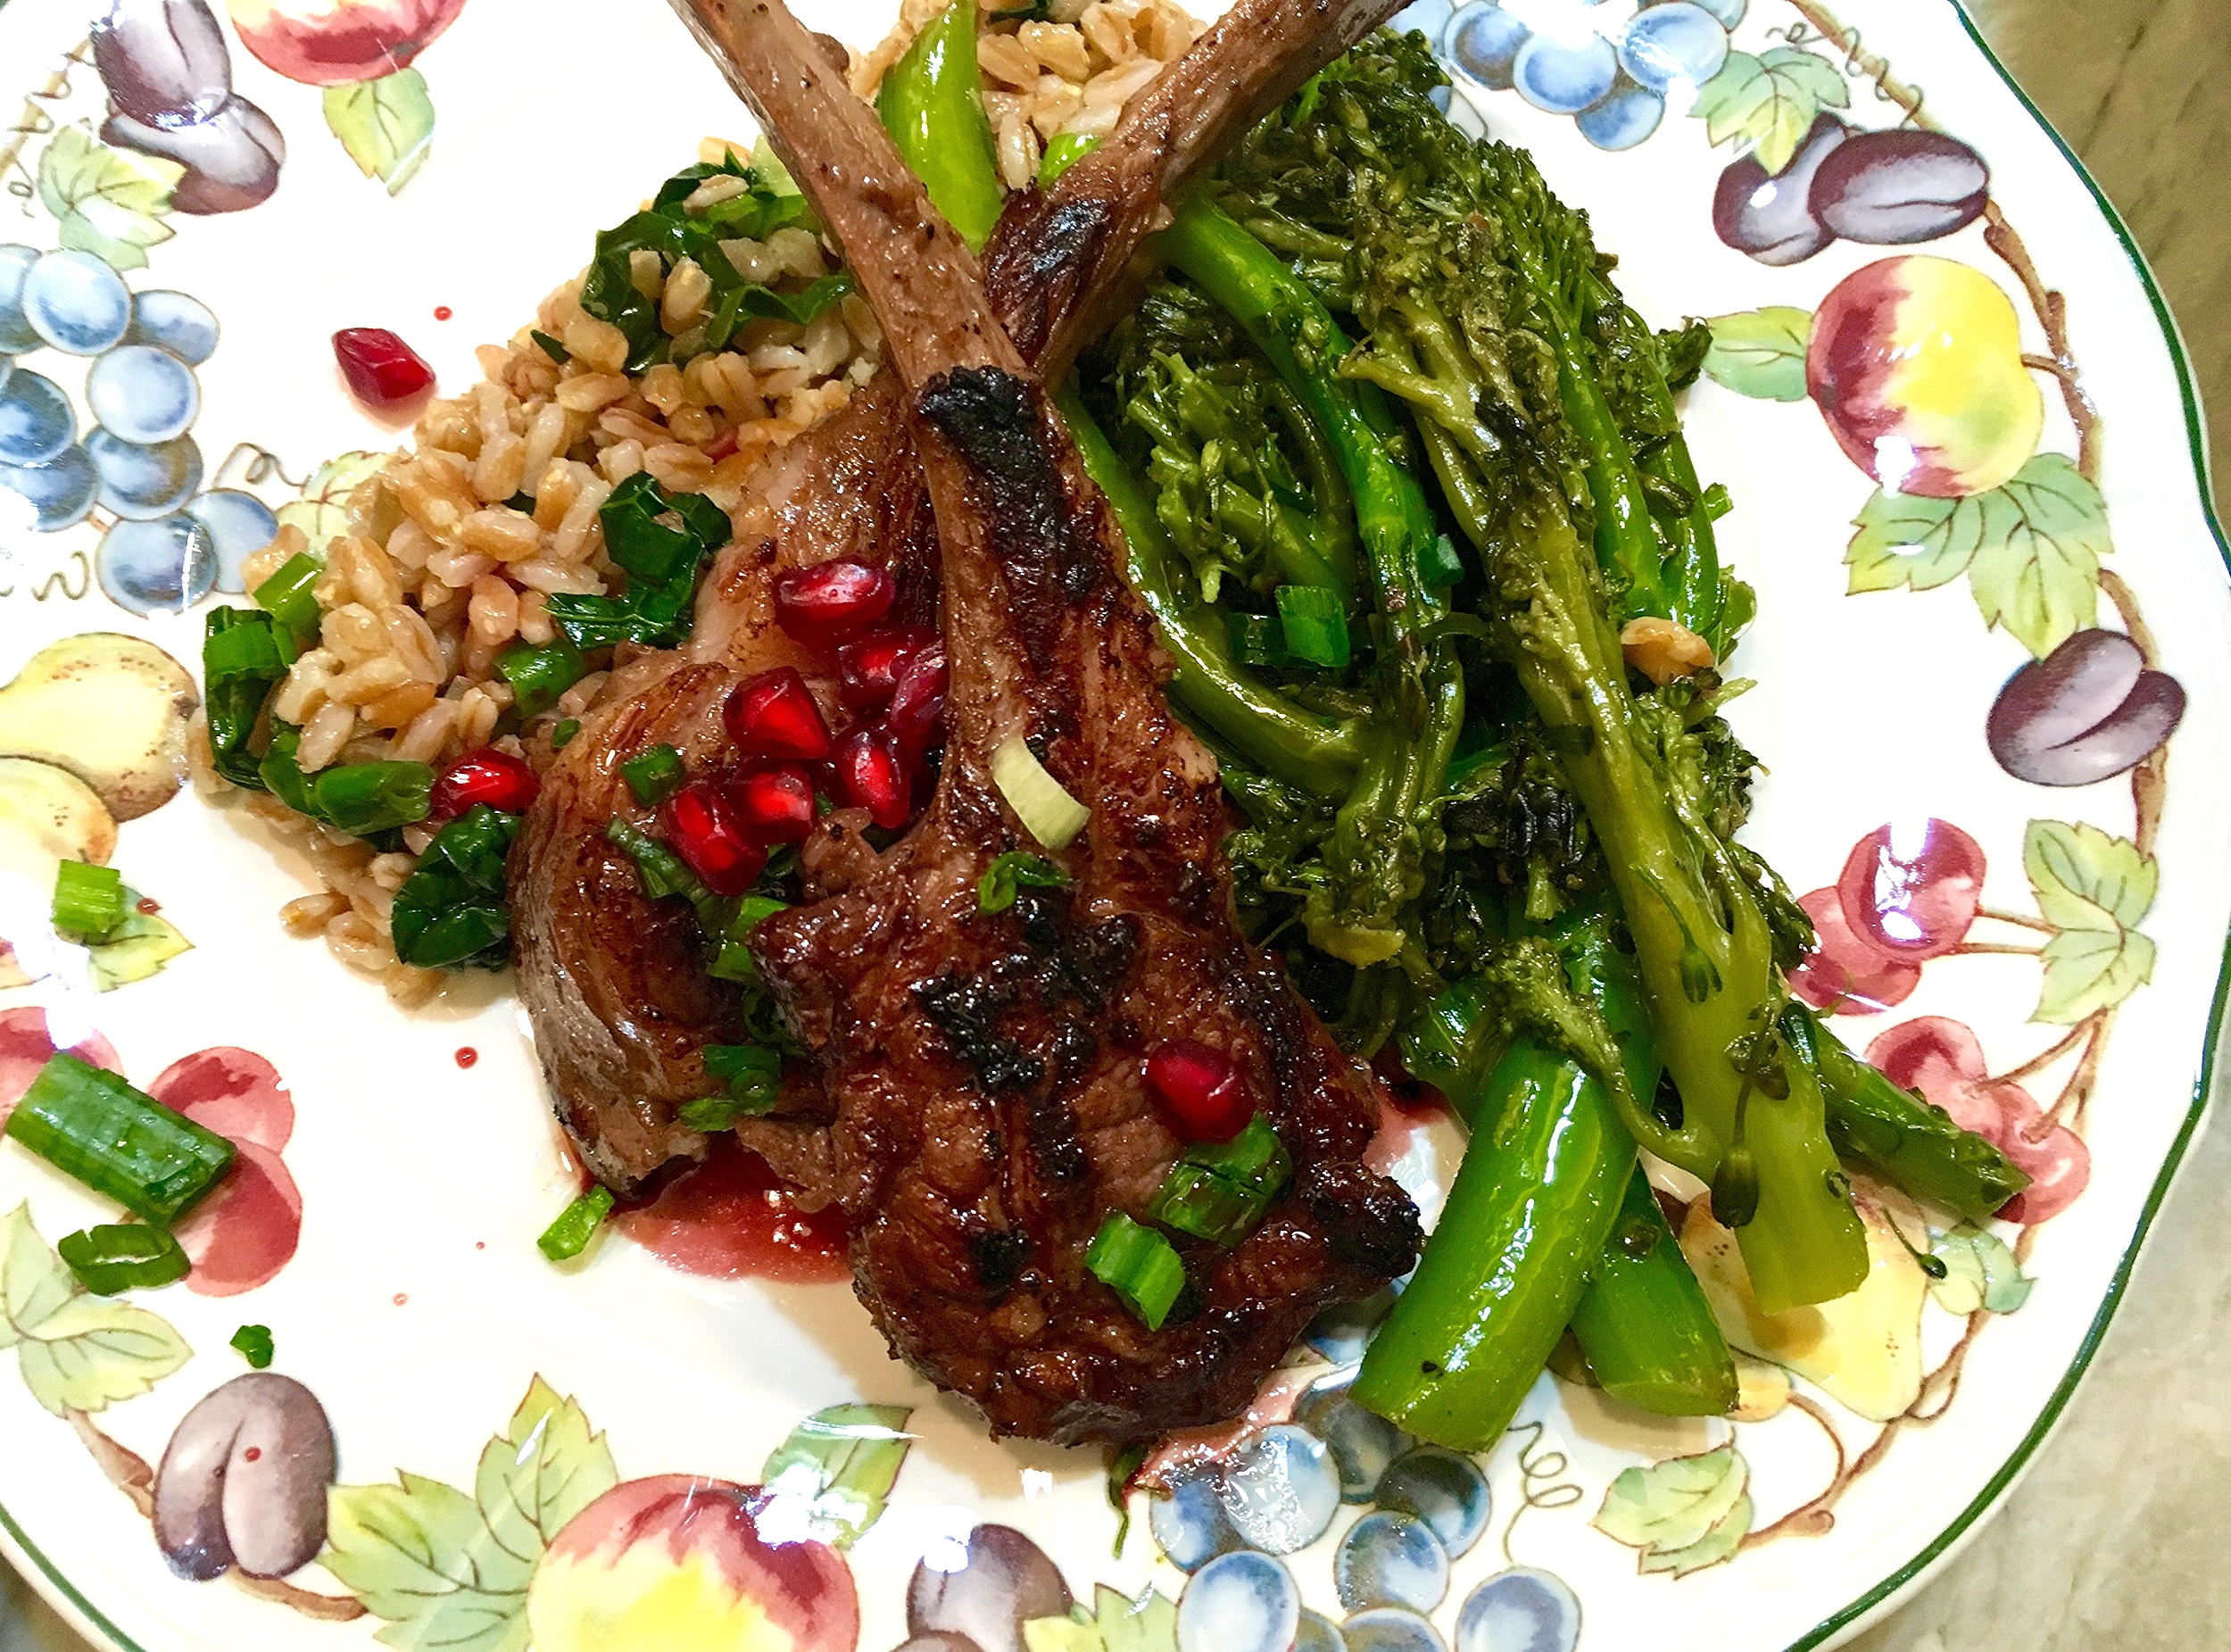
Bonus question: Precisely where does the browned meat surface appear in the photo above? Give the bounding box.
[685,0,1419,1442]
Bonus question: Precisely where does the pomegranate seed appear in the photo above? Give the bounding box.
[730,763,817,843]
[725,667,833,761]
[834,726,913,829]
[659,781,767,896]
[773,560,897,646]
[332,327,435,411]
[887,641,949,757]
[837,627,934,710]
[1144,1039,1251,1143]
[428,747,539,820]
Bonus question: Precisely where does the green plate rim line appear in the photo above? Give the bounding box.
[0,1492,149,1652]
[1787,3,2231,1648]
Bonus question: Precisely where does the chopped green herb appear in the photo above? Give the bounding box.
[977,851,1066,914]
[538,1185,616,1262]
[496,636,587,718]
[57,1224,190,1296]
[708,893,789,984]
[53,859,124,938]
[309,761,435,835]
[4,1054,235,1225]
[203,607,289,789]
[1085,1213,1187,1331]
[392,805,520,968]
[1273,585,1351,668]
[621,743,687,807]
[529,328,571,363]
[252,552,325,647]
[546,473,732,652]
[552,718,582,750]
[605,818,702,901]
[230,1324,275,1368]
[681,1042,784,1129]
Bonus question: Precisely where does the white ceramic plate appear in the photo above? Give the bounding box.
[0,1,2225,1649]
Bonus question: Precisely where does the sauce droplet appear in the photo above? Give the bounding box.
[392,1292,408,1307]
[242,1446,262,1463]
[136,897,160,914]
[433,304,453,320]
[614,1139,849,1283]
[454,1047,477,1068]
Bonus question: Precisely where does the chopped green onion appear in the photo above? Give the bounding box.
[203,608,289,789]
[310,761,435,835]
[1226,612,1290,668]
[392,805,520,968]
[530,329,571,363]
[252,552,325,645]
[680,1044,784,1130]
[257,723,320,818]
[1274,585,1351,668]
[1419,531,1464,587]
[230,1324,275,1368]
[4,1054,235,1225]
[1085,1212,1187,1331]
[56,1224,190,1296]
[991,735,1090,851]
[620,743,687,807]
[1038,131,1099,187]
[53,859,125,938]
[1183,1114,1290,1193]
[1148,1114,1292,1245]
[978,851,1066,914]
[552,718,582,750]
[538,1185,616,1262]
[708,895,789,984]
[497,636,588,718]
[605,818,702,901]
[703,1043,782,1085]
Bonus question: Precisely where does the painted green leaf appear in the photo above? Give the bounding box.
[2025,818,2156,933]
[1023,1585,1180,1652]
[15,1292,191,1415]
[1930,1224,2035,1316]
[1702,308,1815,402]
[1637,1493,1752,1577]
[323,1471,532,1652]
[471,1377,618,1570]
[2036,925,2155,1024]
[86,910,192,992]
[0,1203,77,1351]
[1964,455,2110,658]
[276,450,388,557]
[761,1401,913,1548]
[1593,1444,1748,1556]
[1691,47,1851,175]
[1845,487,1978,595]
[36,126,182,272]
[324,68,436,195]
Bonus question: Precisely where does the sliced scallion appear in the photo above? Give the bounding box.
[538,1185,616,1263]
[1274,585,1351,668]
[53,859,125,938]
[530,329,571,363]
[621,743,687,807]
[497,636,587,718]
[310,761,435,835]
[679,1043,783,1131]
[231,1324,275,1368]
[1038,131,1099,187]
[56,1224,190,1296]
[252,552,325,645]
[991,735,1090,851]
[977,851,1066,915]
[1147,1114,1292,1246]
[1085,1212,1187,1331]
[4,1054,236,1225]
[605,818,702,901]
[552,718,582,750]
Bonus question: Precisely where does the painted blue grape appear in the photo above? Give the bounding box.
[1336,1512,1451,1614]
[87,345,202,445]
[1446,3,1531,93]
[0,245,39,354]
[87,428,203,519]
[1293,1610,1346,1652]
[1149,1459,1239,1573]
[185,489,280,594]
[1389,0,1456,47]
[0,444,98,532]
[97,513,218,616]
[21,250,132,355]
[1295,1371,1412,1503]
[1177,1551,1300,1652]
[127,290,220,366]
[1306,1279,1402,1365]
[1453,1568,1582,1652]
[1512,31,1619,114]
[1577,79,1666,150]
[1343,1607,1449,1652]
[0,369,76,466]
[1618,3,1730,93]
[1373,1447,1492,1560]
[1216,1424,1340,1554]
[1692,0,1746,25]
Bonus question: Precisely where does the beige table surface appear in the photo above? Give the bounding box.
[4,1,2227,1648]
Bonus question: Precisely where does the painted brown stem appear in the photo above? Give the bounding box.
[65,1409,154,1519]
[0,41,91,185]
[229,1572,367,1622]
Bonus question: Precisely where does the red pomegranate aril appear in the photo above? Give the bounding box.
[773,560,896,645]
[428,747,539,820]
[659,782,767,896]
[887,641,950,757]
[837,627,934,710]
[834,726,913,830]
[332,327,435,411]
[730,763,817,843]
[724,667,833,761]
[1144,1039,1252,1143]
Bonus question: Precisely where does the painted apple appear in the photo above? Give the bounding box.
[527,1474,858,1652]
[1806,254,2044,499]
[225,0,466,86]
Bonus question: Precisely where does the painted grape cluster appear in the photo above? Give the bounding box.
[0,245,276,614]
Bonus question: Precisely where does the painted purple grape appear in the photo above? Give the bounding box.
[98,513,217,614]
[1711,113,1848,265]
[1812,128,1989,245]
[1454,1569,1581,1652]
[906,1523,1071,1652]
[1345,1607,1449,1652]
[21,251,131,355]
[1986,627,2185,786]
[0,369,76,466]
[129,289,220,365]
[0,245,39,354]
[1215,1424,1339,1554]
[1149,1458,1240,1573]
[1617,4,1729,94]
[0,444,98,531]
[1293,1611,1346,1652]
[1576,79,1664,151]
[184,488,279,593]
[1177,1551,1300,1652]
[92,0,231,125]
[1511,32,1617,115]
[1447,3,1530,92]
[152,1374,335,1580]
[103,95,284,216]
[1373,1447,1491,1559]
[88,344,201,444]
[895,1638,985,1652]
[87,428,203,519]
[1337,1512,1451,1614]
[1295,1369,1412,1503]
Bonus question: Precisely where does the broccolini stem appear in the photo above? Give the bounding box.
[1569,1166,1738,1418]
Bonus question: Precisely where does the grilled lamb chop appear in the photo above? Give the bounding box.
[676,0,1418,1441]
[517,0,1414,1196]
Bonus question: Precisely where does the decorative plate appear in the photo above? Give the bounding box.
[0,0,2225,1649]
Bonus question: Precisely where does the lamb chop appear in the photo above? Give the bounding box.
[670,0,1418,1442]
[515,0,1415,1196]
